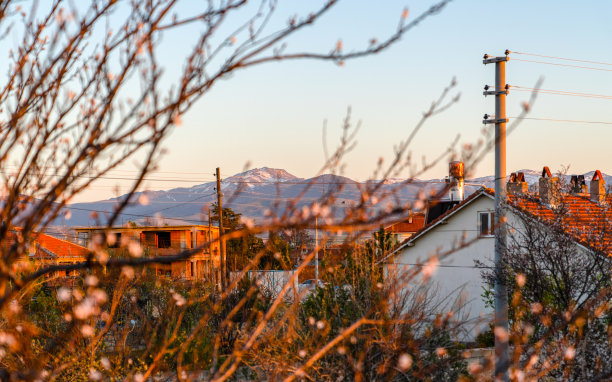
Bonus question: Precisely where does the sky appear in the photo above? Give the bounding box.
[61,1,612,202]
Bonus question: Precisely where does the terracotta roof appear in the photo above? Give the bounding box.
[33,232,89,259]
[388,187,611,259]
[507,193,612,255]
[385,213,426,233]
[10,228,89,259]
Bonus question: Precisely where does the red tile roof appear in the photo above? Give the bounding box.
[33,232,89,259]
[10,228,89,259]
[385,213,426,233]
[390,188,612,257]
[507,193,612,255]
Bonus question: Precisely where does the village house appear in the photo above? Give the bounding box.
[74,224,221,281]
[8,229,89,278]
[383,165,611,340]
[383,212,427,242]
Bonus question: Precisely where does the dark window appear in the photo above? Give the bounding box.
[143,232,156,246]
[109,233,121,248]
[157,231,171,248]
[479,212,495,236]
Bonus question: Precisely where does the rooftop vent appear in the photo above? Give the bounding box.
[590,170,606,204]
[507,171,528,196]
[538,166,559,207]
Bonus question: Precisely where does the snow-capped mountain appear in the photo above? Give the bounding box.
[56,167,611,227]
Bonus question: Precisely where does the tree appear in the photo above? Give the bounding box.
[0,0,468,379]
[0,0,538,379]
[279,226,312,263]
[480,190,612,381]
[211,204,265,270]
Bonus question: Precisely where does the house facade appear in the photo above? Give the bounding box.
[74,225,221,281]
[384,167,611,340]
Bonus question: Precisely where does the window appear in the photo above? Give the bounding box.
[77,232,90,247]
[108,233,121,248]
[478,211,495,237]
[157,231,171,248]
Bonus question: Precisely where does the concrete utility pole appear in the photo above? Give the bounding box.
[216,167,227,289]
[314,216,318,282]
[483,50,510,382]
[208,207,213,282]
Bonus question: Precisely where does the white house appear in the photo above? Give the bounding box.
[383,166,611,341]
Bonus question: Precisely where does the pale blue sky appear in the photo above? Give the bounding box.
[69,1,612,200]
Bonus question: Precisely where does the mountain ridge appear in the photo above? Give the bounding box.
[57,167,612,227]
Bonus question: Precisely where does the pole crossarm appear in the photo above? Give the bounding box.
[483,50,511,64]
[484,90,509,96]
[483,118,509,124]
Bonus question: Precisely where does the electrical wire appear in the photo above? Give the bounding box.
[511,86,612,100]
[144,193,215,214]
[511,58,612,73]
[63,205,209,224]
[512,51,612,67]
[509,117,612,125]
[0,169,442,186]
[392,262,491,269]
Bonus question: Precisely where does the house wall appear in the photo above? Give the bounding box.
[74,226,222,281]
[386,195,496,340]
[387,193,596,341]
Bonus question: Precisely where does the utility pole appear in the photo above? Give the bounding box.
[483,50,510,382]
[208,207,213,283]
[314,216,318,282]
[216,167,227,289]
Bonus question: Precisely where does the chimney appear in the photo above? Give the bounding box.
[507,172,528,196]
[447,161,464,202]
[538,166,559,207]
[590,170,606,204]
[570,175,587,195]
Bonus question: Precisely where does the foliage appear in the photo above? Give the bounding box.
[212,204,266,271]
[293,248,468,381]
[0,0,553,379]
[479,193,612,381]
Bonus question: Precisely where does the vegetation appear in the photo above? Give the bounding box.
[479,191,612,381]
[2,0,602,381]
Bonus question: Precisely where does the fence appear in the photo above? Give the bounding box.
[230,270,298,298]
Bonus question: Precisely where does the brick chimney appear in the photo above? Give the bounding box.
[590,170,606,204]
[538,166,559,207]
[507,172,528,195]
[570,175,588,195]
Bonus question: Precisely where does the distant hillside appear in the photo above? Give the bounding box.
[55,167,611,227]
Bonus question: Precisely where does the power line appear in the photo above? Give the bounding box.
[512,89,612,100]
[509,117,612,125]
[512,51,612,67]
[63,205,209,225]
[2,165,219,178]
[512,58,612,73]
[511,86,612,100]
[0,170,215,184]
[0,169,440,186]
[392,262,490,269]
[144,193,215,215]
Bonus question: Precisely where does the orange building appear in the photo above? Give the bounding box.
[73,225,221,280]
[7,229,89,278]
